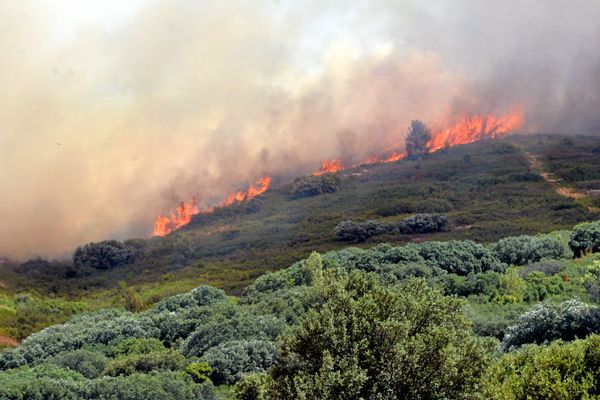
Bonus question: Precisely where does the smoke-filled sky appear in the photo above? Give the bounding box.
[1,0,599,258]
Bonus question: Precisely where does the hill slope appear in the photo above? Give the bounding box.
[2,134,598,300]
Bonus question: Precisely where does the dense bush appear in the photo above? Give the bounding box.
[264,273,493,399]
[201,339,278,385]
[290,174,341,197]
[102,349,185,377]
[484,335,600,399]
[501,299,600,351]
[569,220,600,257]
[151,285,227,313]
[73,240,136,270]
[334,213,448,242]
[519,259,565,277]
[417,240,505,275]
[50,349,108,378]
[182,312,283,357]
[492,235,567,265]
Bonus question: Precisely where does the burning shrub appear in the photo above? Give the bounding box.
[73,240,136,270]
[492,235,567,266]
[569,220,600,257]
[290,174,341,197]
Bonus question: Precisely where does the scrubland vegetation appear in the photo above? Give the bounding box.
[0,134,599,398]
[1,220,600,398]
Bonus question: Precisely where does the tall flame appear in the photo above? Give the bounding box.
[312,108,524,175]
[427,108,524,152]
[153,177,271,236]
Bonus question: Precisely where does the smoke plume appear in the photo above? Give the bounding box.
[0,0,598,258]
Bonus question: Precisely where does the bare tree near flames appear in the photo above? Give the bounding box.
[405,120,432,159]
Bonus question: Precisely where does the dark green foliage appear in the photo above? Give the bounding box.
[108,337,165,357]
[201,339,278,385]
[501,299,600,351]
[151,285,227,313]
[50,349,108,378]
[182,312,283,357]
[405,119,432,158]
[290,174,341,197]
[375,198,452,216]
[335,213,449,242]
[569,220,600,257]
[493,235,567,265]
[519,259,565,277]
[417,240,505,275]
[102,349,185,376]
[233,372,268,400]
[484,335,600,399]
[266,273,492,399]
[73,240,136,270]
[185,362,212,383]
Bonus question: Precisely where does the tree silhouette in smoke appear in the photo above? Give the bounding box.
[405,120,432,159]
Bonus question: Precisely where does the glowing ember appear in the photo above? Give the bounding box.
[153,177,272,237]
[313,159,344,176]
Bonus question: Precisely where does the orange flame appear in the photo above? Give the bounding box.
[313,159,344,176]
[427,108,524,152]
[153,198,200,237]
[153,177,272,237]
[312,108,524,175]
[219,177,272,207]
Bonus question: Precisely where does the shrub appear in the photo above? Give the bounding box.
[102,349,185,377]
[290,174,341,197]
[334,214,448,243]
[201,340,278,385]
[50,349,108,378]
[266,273,493,399]
[185,362,212,383]
[483,335,600,399]
[73,240,136,270]
[151,285,227,313]
[519,259,565,277]
[109,338,165,357]
[492,235,567,266]
[417,240,505,275]
[501,299,600,351]
[569,220,600,257]
[233,372,268,400]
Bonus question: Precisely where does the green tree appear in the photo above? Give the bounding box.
[266,272,492,399]
[405,120,432,158]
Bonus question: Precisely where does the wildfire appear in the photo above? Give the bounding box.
[219,177,272,207]
[313,159,344,176]
[153,198,201,237]
[427,108,524,152]
[153,176,272,237]
[312,108,524,175]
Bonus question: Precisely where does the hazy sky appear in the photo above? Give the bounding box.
[1,0,599,258]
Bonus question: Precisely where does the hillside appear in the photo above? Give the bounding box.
[3,134,598,296]
[1,220,600,398]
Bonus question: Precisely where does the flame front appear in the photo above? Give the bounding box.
[152,198,200,237]
[427,108,524,152]
[312,108,524,175]
[153,177,271,237]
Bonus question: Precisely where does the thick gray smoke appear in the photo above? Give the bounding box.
[0,0,598,258]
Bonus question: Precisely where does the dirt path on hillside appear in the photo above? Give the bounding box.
[524,151,599,211]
